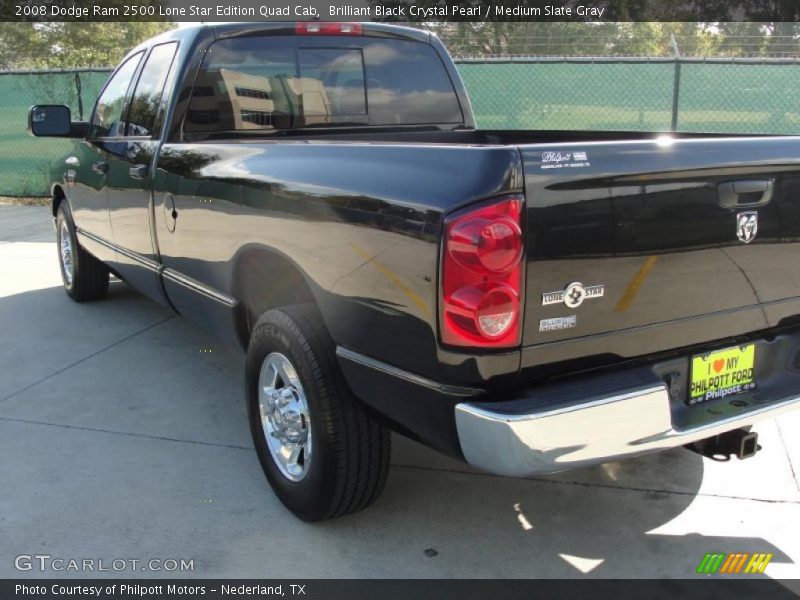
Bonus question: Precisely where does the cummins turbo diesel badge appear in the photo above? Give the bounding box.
[539,315,577,332]
[542,282,604,308]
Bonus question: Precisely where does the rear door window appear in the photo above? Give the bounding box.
[126,42,178,138]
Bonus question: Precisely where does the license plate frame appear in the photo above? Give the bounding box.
[688,343,756,405]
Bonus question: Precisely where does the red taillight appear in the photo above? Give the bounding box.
[295,22,363,36]
[441,197,524,348]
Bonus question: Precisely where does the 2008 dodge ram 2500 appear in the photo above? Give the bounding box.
[30,22,800,521]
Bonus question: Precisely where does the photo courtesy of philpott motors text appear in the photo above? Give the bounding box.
[1,0,800,593]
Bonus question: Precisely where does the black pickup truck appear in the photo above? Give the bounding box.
[30,22,800,521]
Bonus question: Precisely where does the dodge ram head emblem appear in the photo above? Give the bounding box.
[736,212,758,244]
[542,282,604,308]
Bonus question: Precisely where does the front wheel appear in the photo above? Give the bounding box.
[246,304,391,521]
[55,202,109,302]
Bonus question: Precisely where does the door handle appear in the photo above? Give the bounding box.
[129,164,149,180]
[718,179,774,209]
[92,160,108,175]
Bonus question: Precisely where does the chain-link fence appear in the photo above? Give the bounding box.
[0,69,110,196]
[458,57,800,132]
[2,55,800,197]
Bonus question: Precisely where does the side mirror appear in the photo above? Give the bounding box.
[29,105,74,137]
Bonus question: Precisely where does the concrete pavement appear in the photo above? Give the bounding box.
[1,204,799,581]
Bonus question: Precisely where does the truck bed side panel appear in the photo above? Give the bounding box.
[152,141,522,385]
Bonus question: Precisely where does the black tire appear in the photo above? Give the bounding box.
[246,304,391,521]
[56,201,109,302]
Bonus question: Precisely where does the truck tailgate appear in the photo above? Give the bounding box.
[519,136,800,369]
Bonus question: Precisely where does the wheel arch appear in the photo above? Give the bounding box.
[232,244,320,348]
[51,184,68,217]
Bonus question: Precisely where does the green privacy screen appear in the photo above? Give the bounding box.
[1,61,799,197]
[458,61,676,130]
[0,70,110,197]
[458,60,800,133]
[676,62,800,134]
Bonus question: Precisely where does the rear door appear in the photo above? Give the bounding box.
[107,41,178,304]
[519,137,800,369]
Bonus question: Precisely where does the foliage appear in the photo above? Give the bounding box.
[2,10,800,67]
[426,22,800,58]
[0,22,175,69]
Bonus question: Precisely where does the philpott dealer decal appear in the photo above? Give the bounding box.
[540,150,591,169]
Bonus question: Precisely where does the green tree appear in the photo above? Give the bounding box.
[605,0,800,55]
[428,22,675,57]
[0,22,174,69]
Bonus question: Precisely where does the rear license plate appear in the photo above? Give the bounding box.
[689,344,756,405]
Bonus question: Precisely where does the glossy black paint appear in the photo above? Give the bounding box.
[519,137,800,379]
[42,22,800,458]
[49,24,524,389]
[152,139,523,383]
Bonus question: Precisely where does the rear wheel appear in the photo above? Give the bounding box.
[246,304,391,521]
[56,202,109,302]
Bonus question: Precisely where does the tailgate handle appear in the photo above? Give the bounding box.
[718,179,773,209]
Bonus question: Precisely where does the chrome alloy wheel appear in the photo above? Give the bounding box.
[59,221,74,286]
[258,352,312,482]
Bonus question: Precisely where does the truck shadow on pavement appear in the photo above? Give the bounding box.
[0,281,795,583]
[377,438,794,580]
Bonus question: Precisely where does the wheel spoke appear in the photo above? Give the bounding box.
[278,361,298,388]
[265,363,279,388]
[284,444,301,469]
[259,400,271,426]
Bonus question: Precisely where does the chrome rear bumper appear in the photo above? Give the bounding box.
[455,368,800,477]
